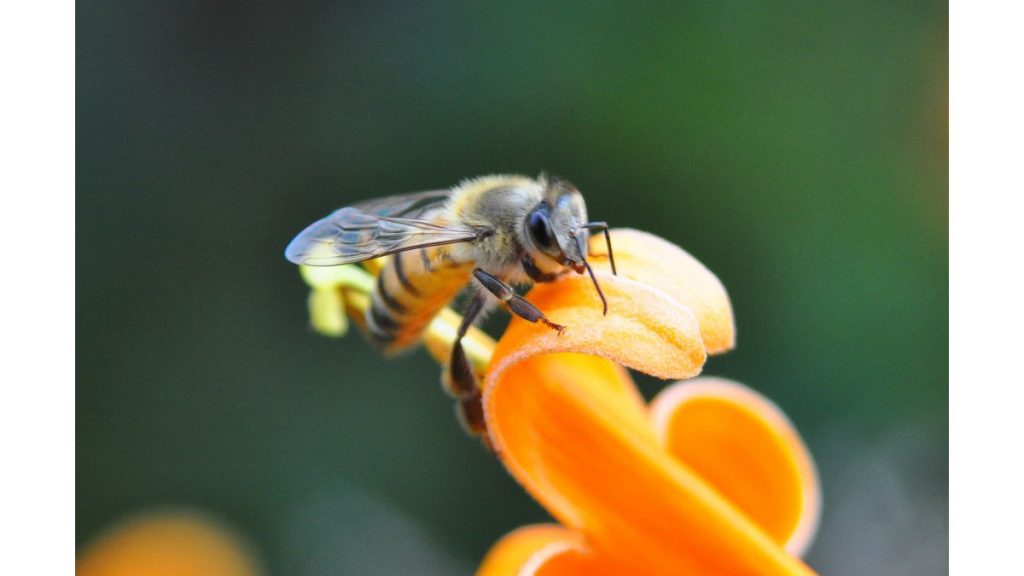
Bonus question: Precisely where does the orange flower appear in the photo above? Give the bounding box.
[295,228,820,574]
[77,510,262,576]
[477,230,820,576]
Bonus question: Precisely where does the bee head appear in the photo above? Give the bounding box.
[525,176,617,315]
[525,177,589,271]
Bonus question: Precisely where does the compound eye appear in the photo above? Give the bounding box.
[528,209,556,250]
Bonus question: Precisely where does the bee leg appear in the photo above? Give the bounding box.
[455,391,486,434]
[444,292,486,398]
[472,268,565,334]
[455,391,496,453]
[446,292,497,449]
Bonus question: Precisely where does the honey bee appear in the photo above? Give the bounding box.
[285,174,616,437]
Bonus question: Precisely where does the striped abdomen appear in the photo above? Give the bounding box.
[365,246,472,352]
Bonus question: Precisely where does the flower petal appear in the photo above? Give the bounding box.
[489,267,708,383]
[586,228,735,354]
[650,378,822,556]
[521,546,619,576]
[477,524,577,576]
[485,355,815,574]
[477,524,614,576]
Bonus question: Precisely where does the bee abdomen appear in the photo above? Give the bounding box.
[365,248,472,351]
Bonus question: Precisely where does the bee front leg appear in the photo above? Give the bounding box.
[472,268,565,334]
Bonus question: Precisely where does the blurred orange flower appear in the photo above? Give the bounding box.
[77,510,262,576]
[476,230,820,576]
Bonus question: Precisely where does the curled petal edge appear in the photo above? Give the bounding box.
[650,377,822,557]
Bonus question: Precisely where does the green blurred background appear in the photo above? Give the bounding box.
[78,1,947,573]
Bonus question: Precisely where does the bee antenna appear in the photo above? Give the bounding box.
[582,222,617,275]
[573,234,609,316]
[583,258,609,316]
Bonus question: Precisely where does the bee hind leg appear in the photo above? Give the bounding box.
[460,392,499,454]
[455,392,495,453]
[444,292,485,397]
[472,268,565,334]
[444,291,497,450]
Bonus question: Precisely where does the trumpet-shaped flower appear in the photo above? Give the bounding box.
[298,229,820,575]
[476,230,820,575]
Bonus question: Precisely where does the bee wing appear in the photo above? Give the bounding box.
[285,207,479,266]
[351,188,453,219]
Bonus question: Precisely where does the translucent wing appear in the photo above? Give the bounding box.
[351,188,453,219]
[285,206,479,266]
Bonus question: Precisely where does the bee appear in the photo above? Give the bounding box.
[285,174,616,438]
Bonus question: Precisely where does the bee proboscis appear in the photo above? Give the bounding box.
[286,174,616,439]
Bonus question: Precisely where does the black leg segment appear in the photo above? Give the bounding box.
[456,391,487,435]
[445,291,486,397]
[472,268,565,334]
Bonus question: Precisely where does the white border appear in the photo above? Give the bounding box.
[0,3,76,575]
[6,2,1014,574]
[949,2,1024,573]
